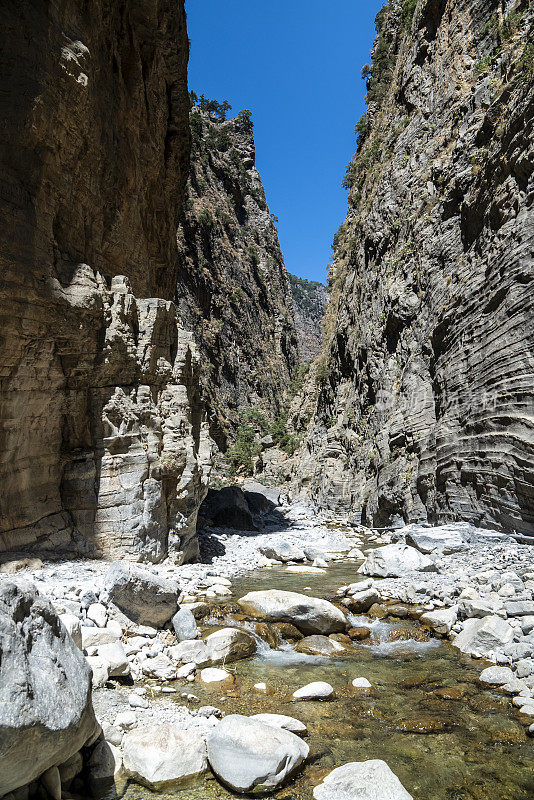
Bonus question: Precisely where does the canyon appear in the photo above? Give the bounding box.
[0,1,533,797]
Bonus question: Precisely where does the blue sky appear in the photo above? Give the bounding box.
[186,1,384,283]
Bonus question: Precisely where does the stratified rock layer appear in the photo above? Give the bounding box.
[298,0,534,534]
[0,1,211,560]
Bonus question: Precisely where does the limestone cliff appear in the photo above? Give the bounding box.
[0,1,210,562]
[297,0,534,534]
[289,275,328,363]
[176,108,299,448]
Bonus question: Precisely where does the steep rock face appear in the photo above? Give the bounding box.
[289,275,328,362]
[176,109,299,447]
[0,1,209,560]
[298,0,534,533]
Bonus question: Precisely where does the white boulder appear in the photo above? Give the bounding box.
[207,714,308,794]
[359,545,436,578]
[313,760,413,800]
[123,724,207,788]
[238,590,346,635]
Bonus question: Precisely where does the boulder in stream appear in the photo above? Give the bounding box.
[238,590,347,634]
[204,627,256,664]
[122,723,207,788]
[207,714,308,794]
[313,759,414,799]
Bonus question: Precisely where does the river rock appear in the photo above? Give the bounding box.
[172,608,199,641]
[479,666,515,685]
[86,656,111,689]
[293,681,335,700]
[420,607,458,635]
[359,545,436,578]
[260,540,306,562]
[520,617,534,635]
[168,639,210,666]
[81,626,120,649]
[405,527,467,554]
[204,628,256,664]
[59,613,82,650]
[345,587,380,613]
[251,713,308,735]
[101,562,178,627]
[505,601,534,617]
[141,654,176,681]
[313,759,414,800]
[98,641,130,677]
[238,590,347,634]
[295,635,345,656]
[87,602,108,628]
[198,486,257,531]
[0,580,98,797]
[352,677,372,689]
[452,616,514,657]
[87,740,122,790]
[123,723,207,789]
[207,714,309,794]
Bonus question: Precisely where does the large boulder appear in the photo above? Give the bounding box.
[452,615,514,657]
[358,545,436,578]
[0,580,98,797]
[420,607,458,636]
[207,714,308,794]
[197,486,257,531]
[204,628,257,664]
[122,723,207,789]
[101,562,178,627]
[405,526,467,554]
[238,590,347,635]
[313,760,414,800]
[260,540,306,562]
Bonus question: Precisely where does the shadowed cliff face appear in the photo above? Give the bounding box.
[297,0,534,534]
[176,109,299,449]
[0,0,210,561]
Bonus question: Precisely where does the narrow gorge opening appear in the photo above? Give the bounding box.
[0,2,533,800]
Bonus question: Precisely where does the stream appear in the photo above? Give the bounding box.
[101,560,534,800]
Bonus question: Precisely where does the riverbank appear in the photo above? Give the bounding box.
[2,499,533,799]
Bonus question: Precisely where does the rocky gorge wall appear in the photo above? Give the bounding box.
[176,108,299,448]
[289,275,328,363]
[296,0,534,534]
[0,0,211,562]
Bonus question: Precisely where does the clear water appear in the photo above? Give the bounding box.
[99,561,534,800]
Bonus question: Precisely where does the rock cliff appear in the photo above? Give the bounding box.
[0,0,210,562]
[297,0,534,534]
[289,275,328,363]
[176,107,299,448]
